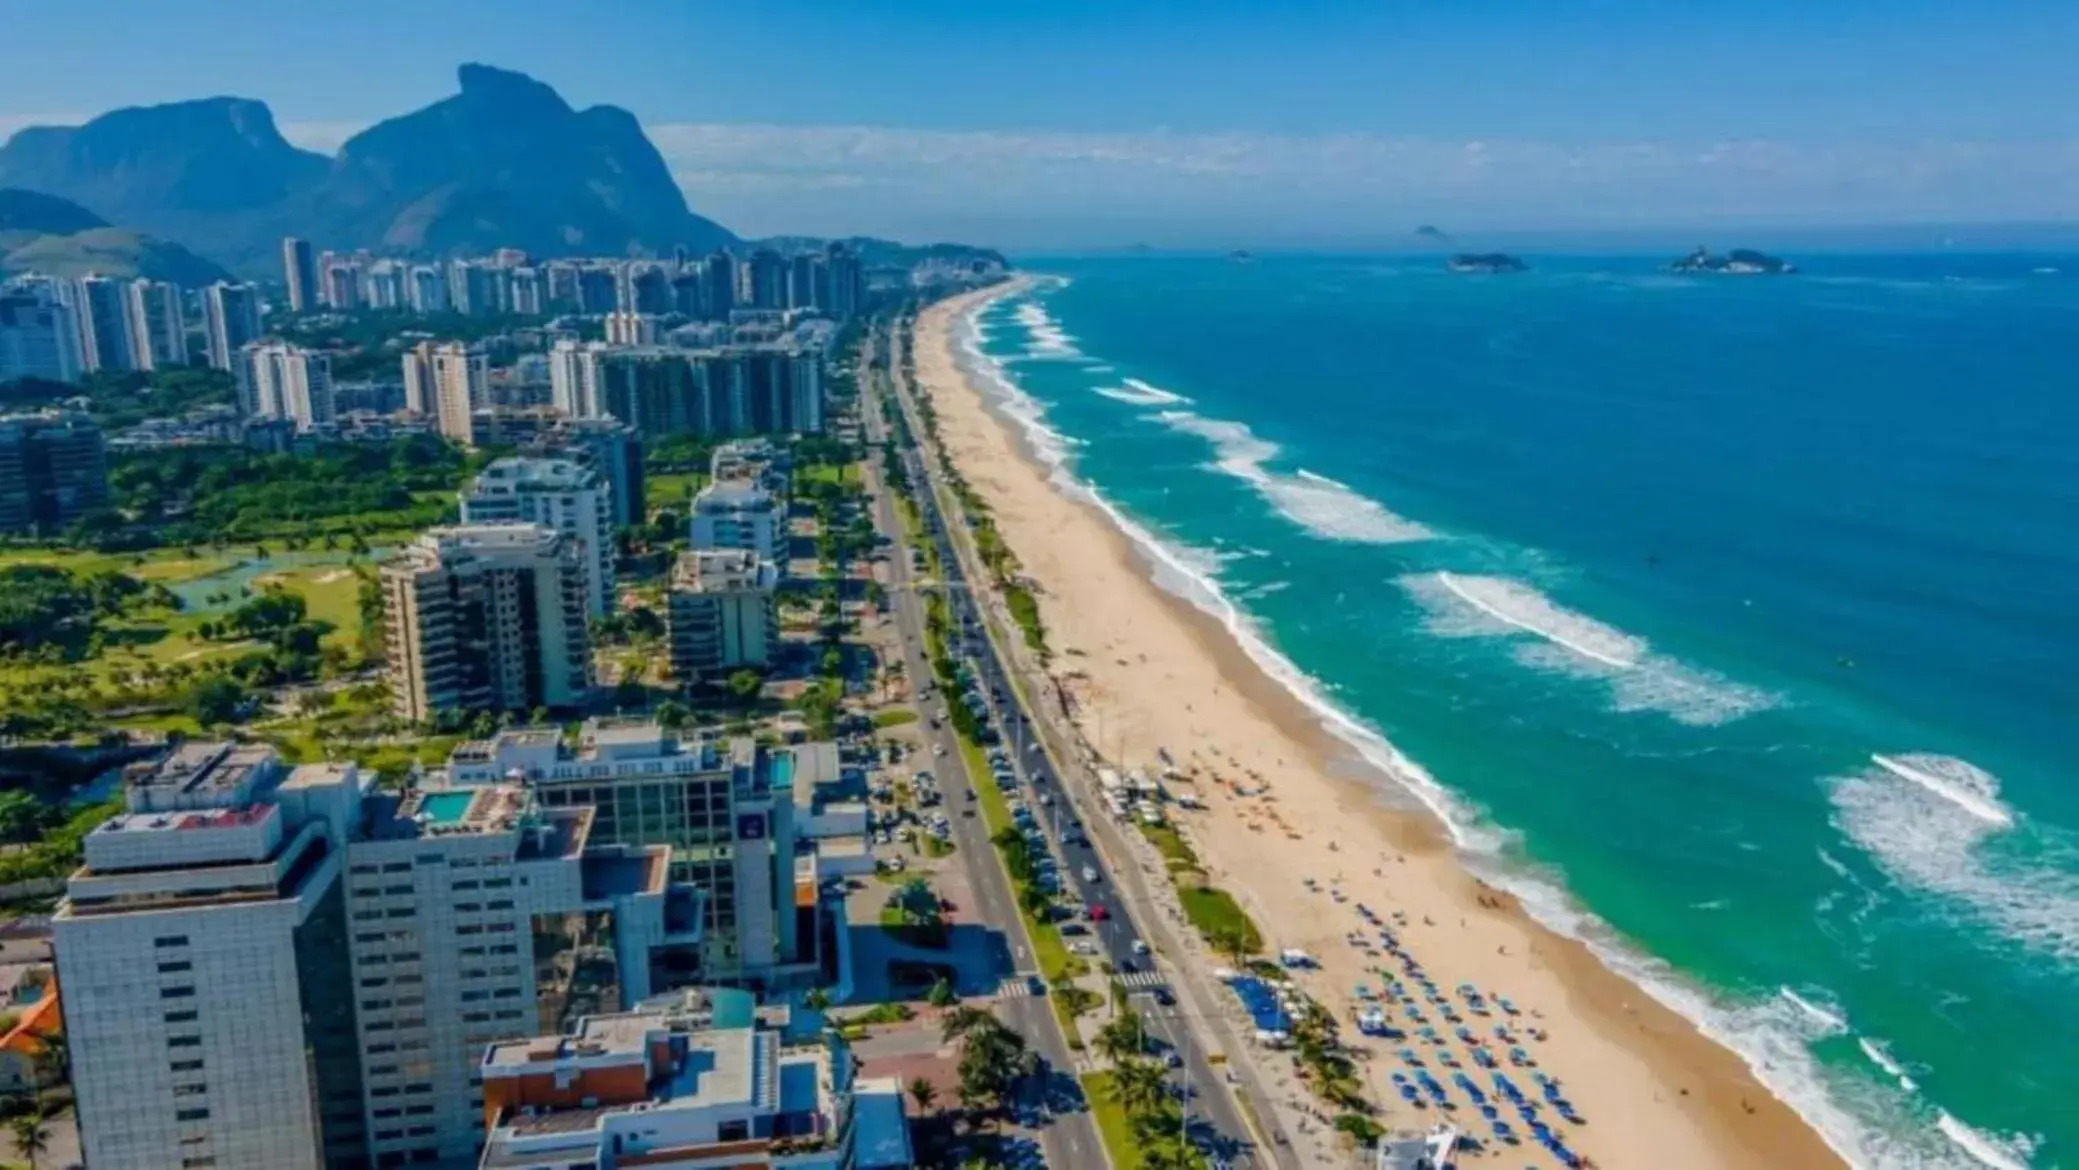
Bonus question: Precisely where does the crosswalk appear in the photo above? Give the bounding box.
[995,974,1046,999]
[1117,970,1169,990]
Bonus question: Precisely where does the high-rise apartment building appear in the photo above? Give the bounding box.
[430,342,488,444]
[445,721,821,981]
[407,265,447,314]
[0,410,107,533]
[282,237,318,314]
[575,267,618,315]
[526,417,645,527]
[701,250,737,321]
[689,480,781,561]
[202,282,262,371]
[399,340,433,416]
[509,266,543,315]
[234,342,335,430]
[54,744,367,1170]
[666,549,779,683]
[341,777,669,1167]
[826,242,866,321]
[53,743,683,1170]
[364,261,405,310]
[380,524,594,721]
[122,279,187,372]
[0,284,83,383]
[603,310,660,346]
[69,275,136,373]
[745,248,787,310]
[323,263,363,311]
[459,456,617,617]
[548,338,605,418]
[585,345,822,438]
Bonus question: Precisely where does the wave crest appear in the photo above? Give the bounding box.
[1153,409,1434,544]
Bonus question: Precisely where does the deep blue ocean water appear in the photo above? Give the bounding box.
[960,254,2079,1169]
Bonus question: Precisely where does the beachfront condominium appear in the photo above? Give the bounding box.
[526,416,645,527]
[431,342,488,444]
[476,998,908,1170]
[0,283,84,384]
[459,455,617,617]
[203,282,262,371]
[281,236,318,314]
[52,742,683,1170]
[122,279,187,372]
[0,410,108,533]
[340,775,671,1167]
[445,721,821,983]
[380,523,595,722]
[690,478,782,561]
[667,548,779,684]
[53,744,369,1170]
[233,341,335,431]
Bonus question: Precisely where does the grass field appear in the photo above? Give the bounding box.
[1178,884,1263,956]
[1080,1072,1147,1170]
[1138,822,1203,873]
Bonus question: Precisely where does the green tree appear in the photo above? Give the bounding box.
[655,699,690,730]
[927,976,959,1009]
[907,1076,938,1114]
[1094,1009,1147,1067]
[727,669,765,707]
[9,1113,49,1169]
[0,791,52,846]
[186,675,249,726]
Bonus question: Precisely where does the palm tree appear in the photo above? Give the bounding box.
[907,1076,938,1114]
[1093,1010,1146,1067]
[1110,1058,1171,1120]
[10,1113,50,1169]
[940,1004,995,1045]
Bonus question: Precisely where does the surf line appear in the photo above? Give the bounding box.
[1868,754,2013,829]
[1434,571,1638,670]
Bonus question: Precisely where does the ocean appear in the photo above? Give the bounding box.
[956,254,2079,1170]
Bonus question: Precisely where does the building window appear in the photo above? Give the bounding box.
[175,1108,210,1122]
[154,935,191,949]
[160,986,196,1000]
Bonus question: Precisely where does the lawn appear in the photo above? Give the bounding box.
[1178,884,1263,956]
[1081,1072,1147,1170]
[247,563,368,649]
[1138,822,1202,873]
[872,708,919,728]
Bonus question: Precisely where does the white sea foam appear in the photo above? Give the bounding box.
[1780,987,1850,1035]
[1830,756,2079,963]
[950,277,1998,1170]
[1092,377,1192,407]
[1859,1038,1918,1093]
[1869,754,2014,828]
[1011,299,1082,359]
[956,299,1081,475]
[1153,410,1434,544]
[1936,1113,2038,1170]
[1400,572,1780,726]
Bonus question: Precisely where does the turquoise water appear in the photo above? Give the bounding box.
[418,790,476,825]
[961,256,2079,1170]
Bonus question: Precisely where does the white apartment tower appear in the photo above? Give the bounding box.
[460,455,618,617]
[430,342,487,444]
[548,337,605,418]
[202,282,262,371]
[667,549,779,683]
[234,342,335,430]
[54,744,368,1170]
[122,279,187,372]
[689,480,782,561]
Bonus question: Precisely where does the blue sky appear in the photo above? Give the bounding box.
[5,1,2078,246]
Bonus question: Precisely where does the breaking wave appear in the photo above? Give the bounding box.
[1153,410,1434,544]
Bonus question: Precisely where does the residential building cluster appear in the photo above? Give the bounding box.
[54,724,894,1169]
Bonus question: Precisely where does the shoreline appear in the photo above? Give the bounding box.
[912,277,1849,1170]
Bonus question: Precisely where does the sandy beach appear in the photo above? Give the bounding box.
[911,280,1848,1170]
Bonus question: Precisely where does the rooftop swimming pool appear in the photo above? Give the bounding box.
[418,790,476,825]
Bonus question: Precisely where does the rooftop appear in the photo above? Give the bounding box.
[468,455,600,494]
[126,742,280,812]
[670,548,778,593]
[363,783,592,857]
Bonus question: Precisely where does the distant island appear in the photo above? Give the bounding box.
[1229,249,1254,263]
[1448,253,1528,274]
[1668,246,1795,275]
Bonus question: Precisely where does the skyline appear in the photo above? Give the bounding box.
[5,2,2079,247]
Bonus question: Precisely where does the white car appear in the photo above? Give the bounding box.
[1082,866,1099,883]
[1132,939,1150,956]
[933,744,947,757]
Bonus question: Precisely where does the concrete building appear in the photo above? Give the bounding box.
[381,524,595,722]
[477,1002,893,1170]
[689,480,781,561]
[401,340,433,416]
[69,275,136,373]
[0,410,107,533]
[431,343,489,445]
[202,282,262,371]
[0,284,83,383]
[235,341,335,431]
[459,456,617,617]
[745,248,787,310]
[282,237,318,314]
[547,338,603,418]
[122,279,187,372]
[525,417,645,527]
[702,251,737,321]
[603,310,661,346]
[825,242,866,321]
[408,265,448,314]
[342,777,673,1167]
[667,549,779,683]
[54,744,368,1170]
[446,722,822,983]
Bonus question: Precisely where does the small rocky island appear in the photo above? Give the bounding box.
[1448,252,1528,273]
[1669,246,1795,274]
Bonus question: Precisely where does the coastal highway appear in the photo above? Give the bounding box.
[876,307,1291,1170]
[855,330,1106,1170]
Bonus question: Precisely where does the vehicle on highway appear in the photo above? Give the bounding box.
[1088,904,1108,921]
[1132,939,1150,955]
[1082,865,1099,883]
